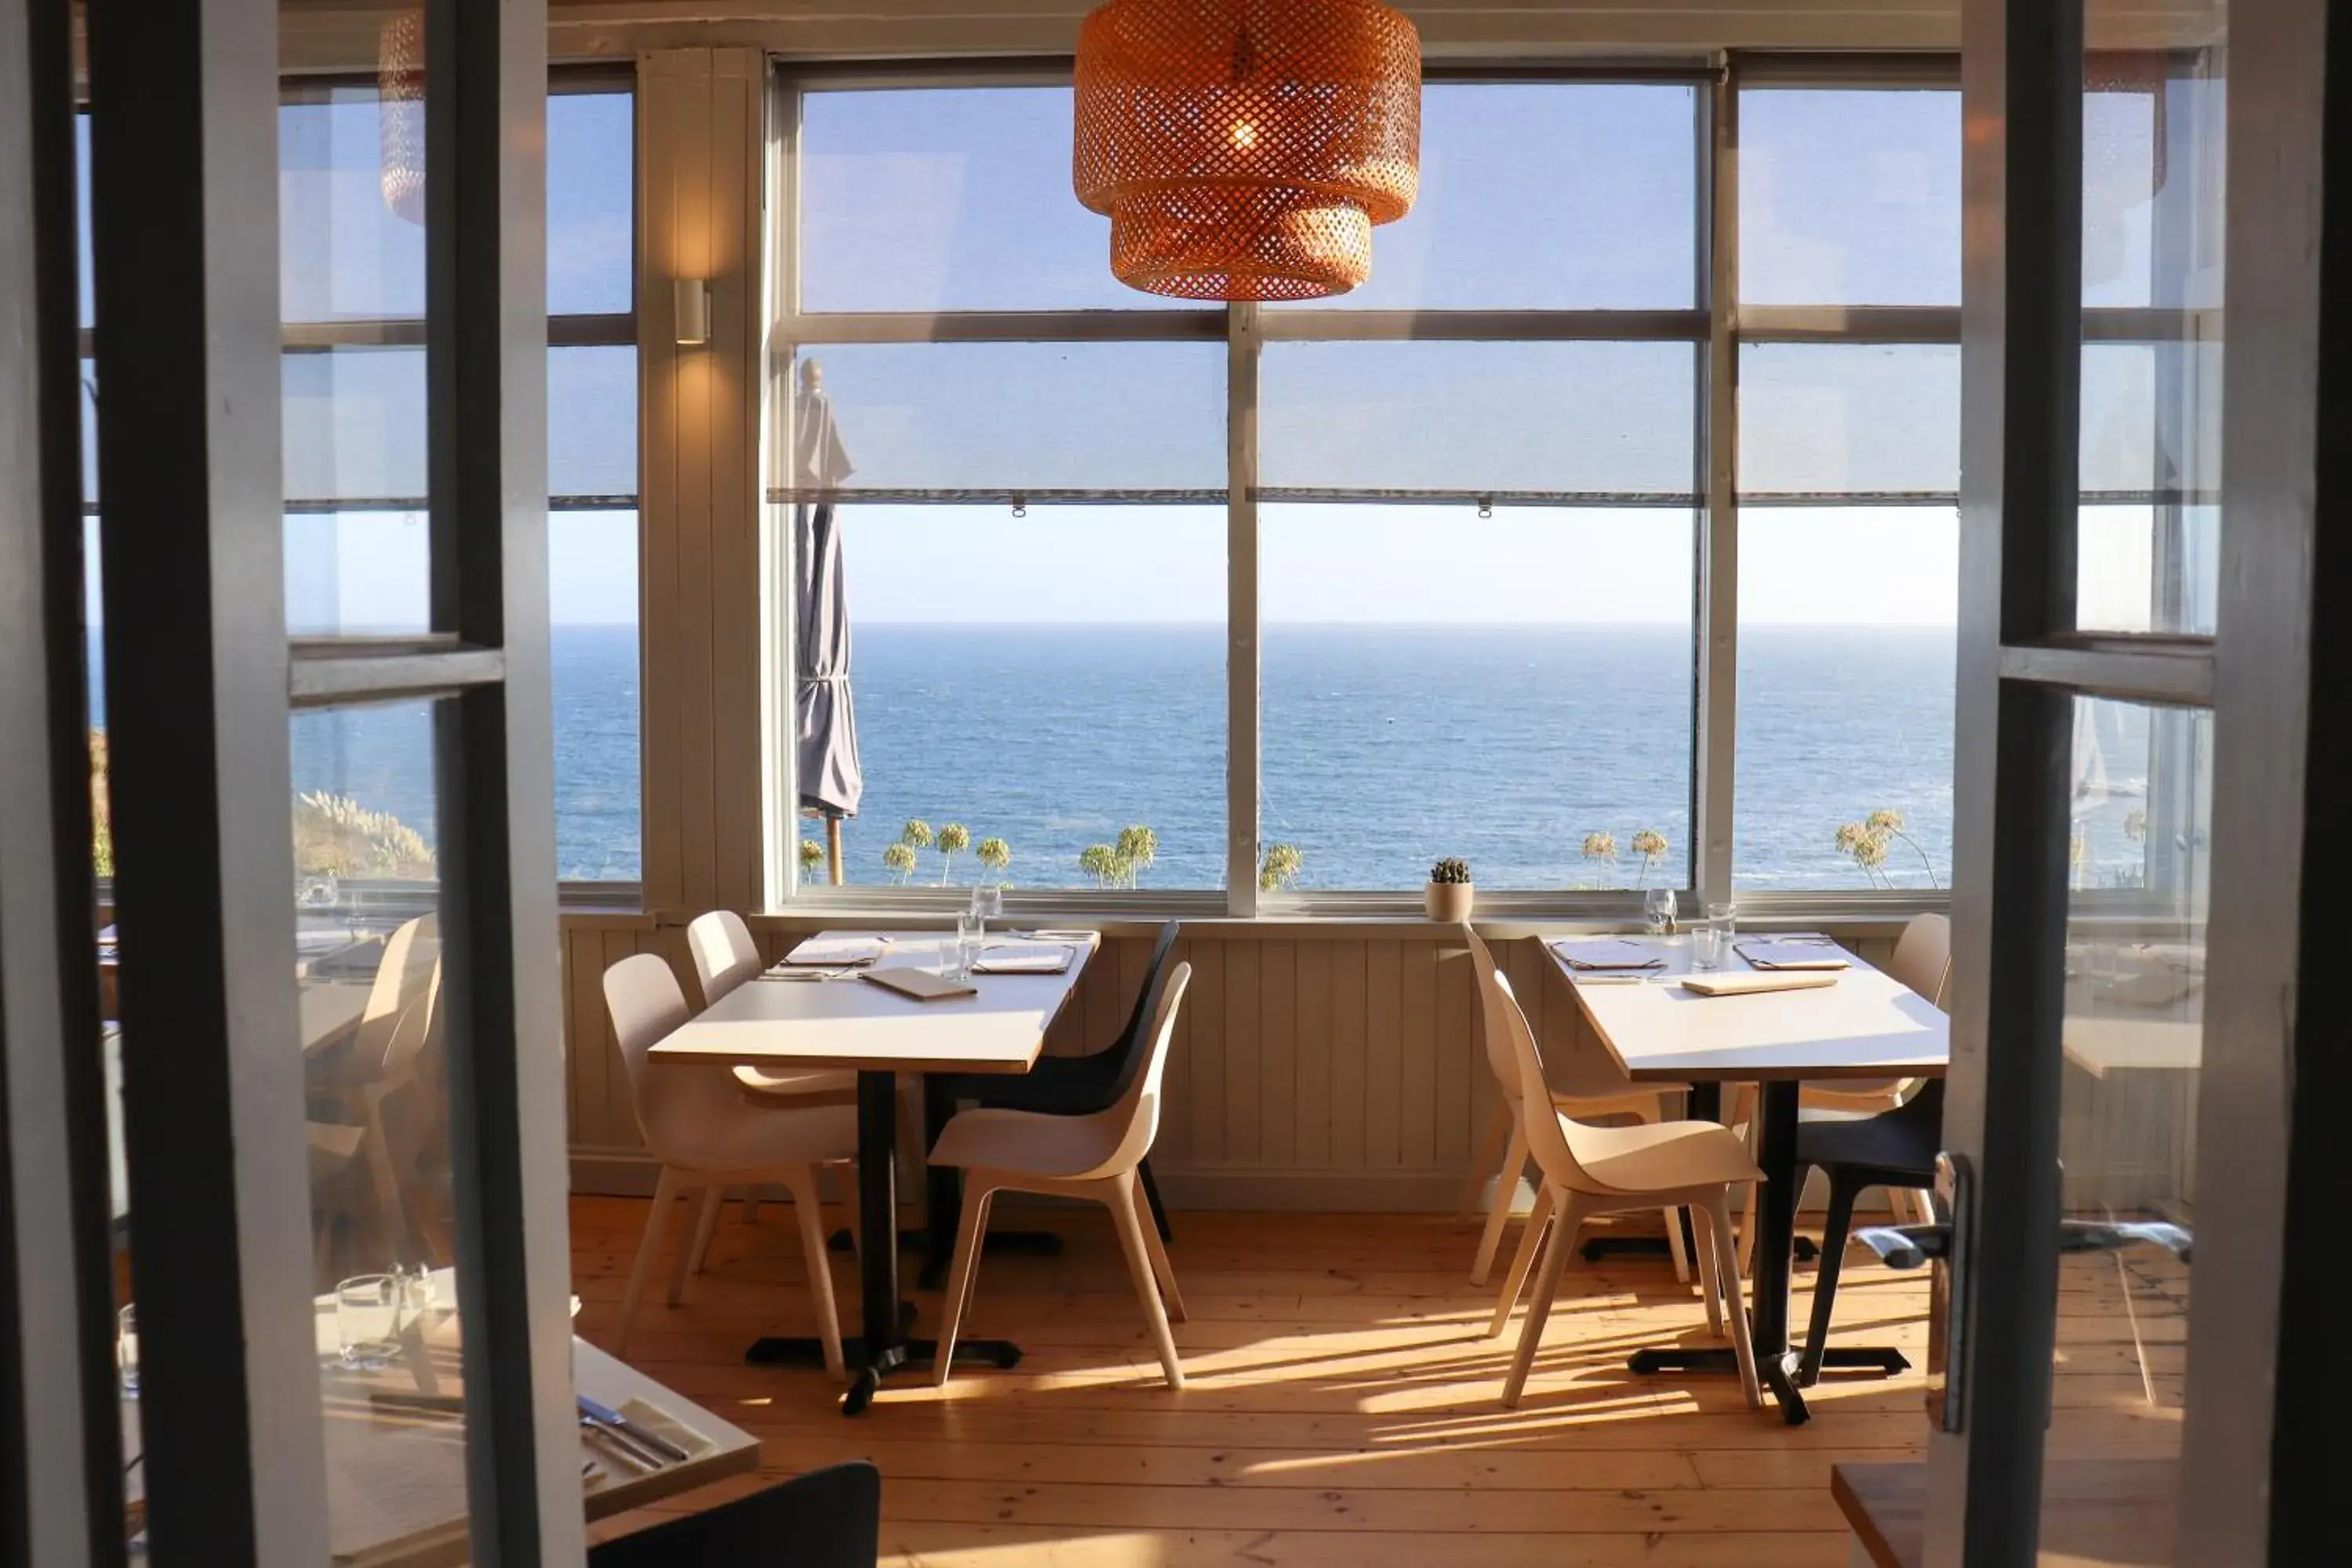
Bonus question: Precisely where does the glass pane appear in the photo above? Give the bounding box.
[553,345,639,500]
[289,702,468,1557]
[1273,82,1699,311]
[1734,508,1956,890]
[281,85,426,324]
[1261,342,1697,498]
[805,504,1226,889]
[549,89,635,317]
[798,86,1175,313]
[552,512,642,882]
[2075,50,2224,637]
[2044,696,2208,1563]
[1739,88,1962,306]
[1259,505,1694,891]
[1740,344,1960,499]
[786,343,1225,495]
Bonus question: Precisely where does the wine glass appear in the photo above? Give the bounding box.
[1642,887,1677,935]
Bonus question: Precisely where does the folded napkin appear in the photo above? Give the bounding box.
[779,935,887,967]
[972,945,1075,975]
[1551,938,1665,971]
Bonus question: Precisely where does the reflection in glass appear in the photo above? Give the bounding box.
[1740,89,1962,307]
[1260,506,1694,892]
[785,343,1225,497]
[291,702,468,1553]
[1740,345,1960,499]
[1261,342,1697,498]
[2043,697,2208,1563]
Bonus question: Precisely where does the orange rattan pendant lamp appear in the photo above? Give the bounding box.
[1074,0,1422,300]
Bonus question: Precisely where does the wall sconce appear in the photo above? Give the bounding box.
[673,278,711,347]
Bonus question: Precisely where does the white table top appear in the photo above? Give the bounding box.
[650,929,1099,1076]
[1548,935,1950,1084]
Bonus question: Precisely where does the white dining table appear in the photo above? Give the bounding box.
[1548,932,1950,1425]
[649,929,1099,1415]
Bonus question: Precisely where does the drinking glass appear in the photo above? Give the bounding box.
[1692,902,1737,971]
[336,1274,404,1370]
[1642,887,1677,935]
[117,1304,139,1398]
[977,884,1004,927]
[953,909,984,979]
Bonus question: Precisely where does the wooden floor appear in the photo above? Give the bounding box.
[570,1193,1971,1564]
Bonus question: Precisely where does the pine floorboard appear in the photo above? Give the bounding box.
[569,1196,1940,1566]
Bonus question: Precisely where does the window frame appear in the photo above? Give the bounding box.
[761,56,2054,923]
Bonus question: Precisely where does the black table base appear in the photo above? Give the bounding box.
[1617,1079,1904,1425]
[745,1333,1025,1416]
[752,1070,1026,1417]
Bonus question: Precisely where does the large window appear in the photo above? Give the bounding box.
[771,60,2214,911]
[81,78,640,889]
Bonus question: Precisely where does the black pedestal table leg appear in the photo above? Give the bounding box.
[1751,1077,1809,1424]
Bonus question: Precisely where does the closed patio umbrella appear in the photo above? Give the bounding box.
[794,362,861,883]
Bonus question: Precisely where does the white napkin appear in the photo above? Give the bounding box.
[972,945,1075,975]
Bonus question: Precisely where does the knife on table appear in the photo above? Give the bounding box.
[578,1395,689,1464]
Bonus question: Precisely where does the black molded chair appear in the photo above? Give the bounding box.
[1793,1079,1943,1387]
[925,920,1183,1240]
[586,1461,881,1567]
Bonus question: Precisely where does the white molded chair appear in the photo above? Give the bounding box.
[310,913,444,1263]
[603,953,858,1372]
[1458,930,1694,1290]
[1481,971,1762,1410]
[927,962,1193,1390]
[1732,913,1952,1265]
[688,910,858,1102]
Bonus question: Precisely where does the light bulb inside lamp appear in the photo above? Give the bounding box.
[1230,120,1258,151]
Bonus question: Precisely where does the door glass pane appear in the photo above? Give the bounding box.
[290,701,483,1557]
[2075,49,2225,635]
[2045,695,2208,1563]
[1739,87,1962,307]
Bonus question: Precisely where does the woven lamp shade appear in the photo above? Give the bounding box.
[1074,0,1421,301]
[379,9,426,225]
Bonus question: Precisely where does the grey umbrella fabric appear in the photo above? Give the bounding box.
[794,379,862,820]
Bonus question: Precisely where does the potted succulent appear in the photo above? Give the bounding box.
[1426,857,1474,922]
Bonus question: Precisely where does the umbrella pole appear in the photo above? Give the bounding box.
[826,815,844,887]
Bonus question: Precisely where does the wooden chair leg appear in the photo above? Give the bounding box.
[1468,1120,1529,1286]
[1138,1156,1174,1243]
[932,1177,993,1387]
[1798,1175,1861,1388]
[742,1191,762,1225]
[1132,1172,1185,1322]
[1701,1191,1762,1409]
[688,1182,727,1276]
[1487,1183,1556,1338]
[1693,1195,1724,1338]
[1502,1192,1586,1409]
[782,1165,846,1381]
[669,1185,717,1305]
[1634,1098,1693,1285]
[1458,1101,1513,1228]
[618,1167,682,1355]
[1108,1171,1184,1390]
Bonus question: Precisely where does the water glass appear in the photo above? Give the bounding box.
[977,884,1004,927]
[1692,902,1737,971]
[336,1274,404,1370]
[117,1304,139,1399]
[953,910,984,979]
[1642,887,1677,935]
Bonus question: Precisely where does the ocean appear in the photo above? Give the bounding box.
[91,621,2162,895]
[85,622,1975,894]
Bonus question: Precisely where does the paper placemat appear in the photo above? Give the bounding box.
[973,944,1075,975]
[779,935,887,967]
[1734,937,1851,971]
[1551,938,1665,971]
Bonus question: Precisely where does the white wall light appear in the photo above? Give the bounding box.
[673,278,711,347]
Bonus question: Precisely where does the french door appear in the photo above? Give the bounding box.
[2,0,583,1563]
[1933,0,2343,1562]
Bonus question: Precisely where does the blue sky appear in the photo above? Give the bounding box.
[80,79,2192,633]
